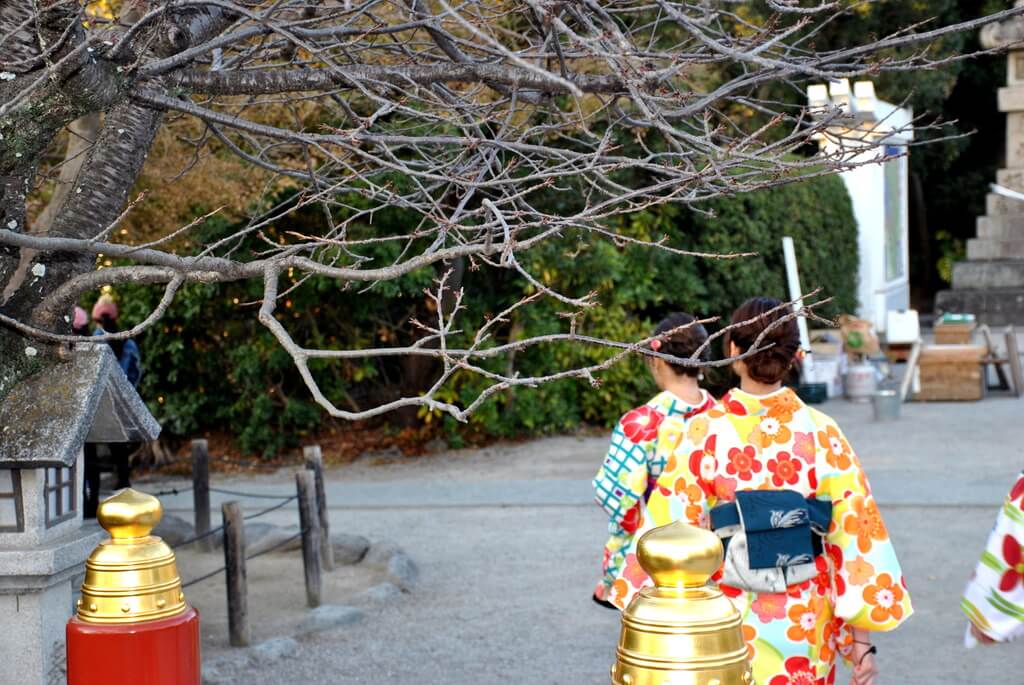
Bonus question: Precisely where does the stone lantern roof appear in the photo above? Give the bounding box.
[0,342,160,467]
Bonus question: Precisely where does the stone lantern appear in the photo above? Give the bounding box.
[0,342,160,684]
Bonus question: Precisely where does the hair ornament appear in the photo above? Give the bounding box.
[795,348,807,361]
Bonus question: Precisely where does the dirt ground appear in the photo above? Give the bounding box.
[174,546,385,657]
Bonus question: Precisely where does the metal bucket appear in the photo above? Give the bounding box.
[872,389,901,422]
[845,362,878,402]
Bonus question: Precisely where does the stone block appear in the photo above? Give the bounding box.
[999,86,1024,113]
[936,288,1024,326]
[953,261,1024,290]
[967,238,1024,260]
[1009,113,1024,168]
[997,168,1024,192]
[0,582,71,685]
[986,192,1023,216]
[978,215,1024,239]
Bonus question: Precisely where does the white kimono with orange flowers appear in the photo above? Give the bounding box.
[609,388,912,685]
[592,389,713,601]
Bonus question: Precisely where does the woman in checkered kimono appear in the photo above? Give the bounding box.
[591,312,714,607]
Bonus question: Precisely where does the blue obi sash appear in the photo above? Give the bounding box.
[710,491,832,570]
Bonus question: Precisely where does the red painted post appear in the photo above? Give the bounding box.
[67,488,201,685]
[67,609,200,685]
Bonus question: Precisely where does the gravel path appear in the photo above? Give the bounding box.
[147,395,1024,684]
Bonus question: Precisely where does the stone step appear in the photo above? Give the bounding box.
[936,287,1024,326]
[986,192,1024,216]
[967,238,1024,260]
[953,260,1024,289]
[978,215,1024,239]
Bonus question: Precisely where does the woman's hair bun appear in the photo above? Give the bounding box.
[725,297,800,385]
[651,312,709,378]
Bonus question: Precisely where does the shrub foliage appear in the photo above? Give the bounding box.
[113,174,856,455]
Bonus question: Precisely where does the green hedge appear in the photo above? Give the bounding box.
[110,173,856,455]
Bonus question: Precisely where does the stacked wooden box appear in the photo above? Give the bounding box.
[934,321,976,345]
[916,344,986,401]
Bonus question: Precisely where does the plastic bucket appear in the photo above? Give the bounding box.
[872,389,901,422]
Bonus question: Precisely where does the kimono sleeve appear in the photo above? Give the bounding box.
[593,410,659,533]
[961,471,1024,643]
[814,415,913,631]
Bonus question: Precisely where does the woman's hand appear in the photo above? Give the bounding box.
[850,650,878,685]
[849,631,878,685]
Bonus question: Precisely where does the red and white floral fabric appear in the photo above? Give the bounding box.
[962,471,1024,644]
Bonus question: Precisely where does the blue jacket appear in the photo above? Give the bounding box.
[93,329,142,388]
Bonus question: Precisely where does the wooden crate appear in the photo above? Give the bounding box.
[915,344,985,401]
[934,321,976,345]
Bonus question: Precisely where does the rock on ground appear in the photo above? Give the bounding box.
[275,530,370,564]
[152,513,194,547]
[202,637,300,685]
[357,582,404,604]
[297,605,364,635]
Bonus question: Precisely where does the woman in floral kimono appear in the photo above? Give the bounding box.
[962,470,1024,646]
[592,312,714,607]
[610,297,912,685]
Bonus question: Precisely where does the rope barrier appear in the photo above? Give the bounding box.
[171,524,225,550]
[179,530,306,588]
[181,564,227,588]
[170,495,295,549]
[209,487,297,500]
[245,531,303,562]
[243,495,298,521]
[150,485,193,497]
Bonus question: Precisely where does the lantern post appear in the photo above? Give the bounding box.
[67,488,200,685]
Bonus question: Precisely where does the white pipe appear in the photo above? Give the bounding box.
[782,236,814,379]
[990,183,1024,203]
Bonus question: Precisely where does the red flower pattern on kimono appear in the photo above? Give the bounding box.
[621,503,643,534]
[1011,475,1024,506]
[999,534,1024,592]
[768,656,822,685]
[726,445,762,481]
[767,451,802,486]
[752,593,788,623]
[620,405,664,442]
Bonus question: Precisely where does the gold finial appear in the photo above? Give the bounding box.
[636,520,724,589]
[611,520,751,685]
[97,488,162,540]
[77,489,188,624]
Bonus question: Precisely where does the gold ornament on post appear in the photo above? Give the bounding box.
[76,488,188,624]
[611,520,753,685]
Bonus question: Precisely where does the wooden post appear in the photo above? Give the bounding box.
[295,470,322,608]
[192,439,212,551]
[303,445,334,571]
[222,501,250,647]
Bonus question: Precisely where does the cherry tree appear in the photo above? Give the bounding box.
[1,0,1018,420]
